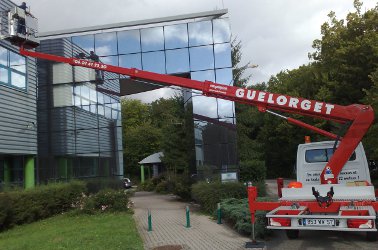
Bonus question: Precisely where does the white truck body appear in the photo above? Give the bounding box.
[296,141,371,185]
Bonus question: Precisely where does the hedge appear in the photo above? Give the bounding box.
[220,197,273,238]
[0,181,86,231]
[191,181,247,213]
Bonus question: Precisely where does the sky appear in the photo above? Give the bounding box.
[15,0,377,102]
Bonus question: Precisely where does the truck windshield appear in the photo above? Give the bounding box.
[305,148,356,163]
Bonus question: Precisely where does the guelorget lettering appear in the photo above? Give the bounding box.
[235,88,335,115]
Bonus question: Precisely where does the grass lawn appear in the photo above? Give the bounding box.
[0,212,143,250]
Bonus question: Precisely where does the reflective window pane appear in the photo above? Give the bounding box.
[214,43,232,68]
[95,32,117,56]
[0,47,7,66]
[98,104,104,116]
[99,55,118,66]
[0,67,8,83]
[89,88,97,102]
[119,54,142,69]
[191,70,215,82]
[217,99,234,118]
[166,48,189,74]
[189,46,214,71]
[72,35,94,53]
[11,72,26,88]
[192,95,217,118]
[118,29,141,54]
[142,51,165,74]
[81,86,90,100]
[188,21,213,46]
[164,24,188,49]
[213,19,231,43]
[216,68,233,85]
[141,27,164,52]
[9,51,26,73]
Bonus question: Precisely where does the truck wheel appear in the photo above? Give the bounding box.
[286,229,299,239]
[366,231,377,241]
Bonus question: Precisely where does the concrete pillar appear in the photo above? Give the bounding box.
[24,156,35,189]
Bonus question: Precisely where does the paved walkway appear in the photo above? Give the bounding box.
[131,192,254,250]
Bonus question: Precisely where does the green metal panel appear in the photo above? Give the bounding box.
[141,165,145,183]
[58,157,68,179]
[4,159,11,184]
[24,156,35,189]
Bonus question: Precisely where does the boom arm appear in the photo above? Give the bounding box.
[20,47,374,184]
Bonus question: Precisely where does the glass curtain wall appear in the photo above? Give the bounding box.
[38,17,236,182]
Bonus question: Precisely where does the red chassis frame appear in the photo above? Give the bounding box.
[247,184,378,224]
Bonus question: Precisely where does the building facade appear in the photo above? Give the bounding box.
[1,2,237,187]
[0,0,38,188]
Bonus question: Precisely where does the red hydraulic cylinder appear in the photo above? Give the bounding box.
[247,182,258,224]
[276,178,284,198]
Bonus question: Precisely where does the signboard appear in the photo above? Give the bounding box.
[221,172,238,183]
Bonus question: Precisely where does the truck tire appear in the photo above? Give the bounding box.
[366,231,377,241]
[286,229,299,239]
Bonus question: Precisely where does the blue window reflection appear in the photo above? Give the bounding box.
[141,27,164,52]
[142,51,165,74]
[119,54,142,69]
[188,21,213,46]
[118,29,141,54]
[100,55,118,66]
[192,95,217,118]
[95,32,117,56]
[9,51,26,73]
[0,67,8,83]
[216,68,233,85]
[72,35,94,53]
[214,43,232,68]
[189,46,214,71]
[166,48,189,74]
[164,24,188,49]
[191,70,215,82]
[217,99,234,118]
[213,18,231,43]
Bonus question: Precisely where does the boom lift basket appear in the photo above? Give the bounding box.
[0,6,39,49]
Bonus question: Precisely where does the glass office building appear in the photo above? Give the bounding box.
[36,9,238,181]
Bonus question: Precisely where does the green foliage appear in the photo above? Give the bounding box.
[191,181,247,213]
[80,189,130,214]
[122,94,194,179]
[0,181,86,231]
[239,160,266,182]
[220,198,273,238]
[236,4,378,178]
[0,213,143,250]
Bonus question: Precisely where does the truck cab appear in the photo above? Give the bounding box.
[297,141,371,185]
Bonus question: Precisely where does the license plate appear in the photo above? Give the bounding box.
[304,219,335,226]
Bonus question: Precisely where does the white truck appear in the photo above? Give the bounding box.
[263,141,377,240]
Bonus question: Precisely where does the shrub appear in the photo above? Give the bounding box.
[155,180,169,193]
[80,189,130,214]
[220,197,273,238]
[0,181,86,231]
[239,160,266,183]
[138,180,155,191]
[191,181,247,213]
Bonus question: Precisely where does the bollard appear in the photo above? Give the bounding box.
[148,209,152,231]
[186,206,191,228]
[217,203,222,224]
